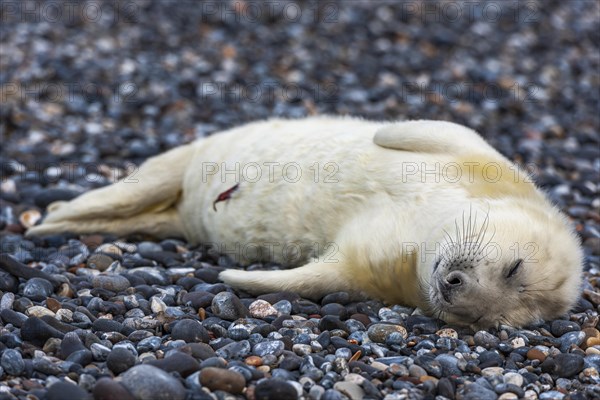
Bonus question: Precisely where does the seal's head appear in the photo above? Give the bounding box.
[427,203,583,329]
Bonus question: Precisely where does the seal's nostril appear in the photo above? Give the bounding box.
[447,277,462,286]
[444,272,464,288]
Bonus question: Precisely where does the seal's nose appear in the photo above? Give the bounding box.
[440,271,467,301]
[444,271,465,288]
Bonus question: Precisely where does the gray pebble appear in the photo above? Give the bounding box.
[92,274,131,292]
[23,277,54,301]
[211,291,249,320]
[171,319,209,343]
[1,349,24,376]
[121,364,186,400]
[253,340,285,357]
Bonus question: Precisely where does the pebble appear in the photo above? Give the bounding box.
[107,347,136,374]
[93,378,135,400]
[21,316,65,346]
[1,349,25,376]
[253,340,285,357]
[87,253,115,271]
[474,330,501,349]
[26,305,55,318]
[254,378,299,399]
[92,274,131,292]
[249,299,278,318]
[200,366,246,394]
[47,381,92,400]
[170,319,210,343]
[121,365,187,400]
[211,292,249,320]
[549,353,585,378]
[367,323,408,342]
[147,351,200,377]
[333,381,365,400]
[22,277,54,301]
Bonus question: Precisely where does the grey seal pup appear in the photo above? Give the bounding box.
[27,116,583,328]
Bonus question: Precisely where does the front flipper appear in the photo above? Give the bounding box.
[374,120,498,156]
[219,261,355,301]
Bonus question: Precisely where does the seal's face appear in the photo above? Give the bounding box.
[427,206,583,329]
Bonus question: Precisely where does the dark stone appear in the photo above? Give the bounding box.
[121,365,186,400]
[22,277,54,301]
[47,381,92,400]
[107,347,136,375]
[199,366,246,394]
[93,378,136,400]
[171,319,210,343]
[21,317,65,346]
[551,320,581,337]
[319,315,348,333]
[320,303,348,320]
[66,349,93,366]
[147,351,200,378]
[254,378,298,400]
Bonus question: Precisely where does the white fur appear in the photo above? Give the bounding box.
[27,116,583,327]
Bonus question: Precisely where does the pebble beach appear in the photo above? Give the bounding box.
[1,1,599,399]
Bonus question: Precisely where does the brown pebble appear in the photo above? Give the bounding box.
[583,289,600,306]
[19,209,41,228]
[45,298,61,313]
[436,328,458,339]
[245,356,263,367]
[257,365,270,374]
[200,367,245,394]
[527,348,547,362]
[93,377,135,400]
[350,313,371,327]
[57,283,74,298]
[349,350,362,362]
[420,375,438,384]
[80,234,104,250]
[87,253,114,271]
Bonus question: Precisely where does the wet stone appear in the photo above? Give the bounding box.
[319,315,348,332]
[147,351,200,378]
[321,292,352,305]
[92,274,131,292]
[171,319,210,343]
[474,330,501,349]
[92,318,125,333]
[86,253,114,271]
[254,378,299,399]
[121,364,187,400]
[367,323,408,343]
[249,299,278,318]
[22,277,54,301]
[21,316,65,346]
[548,353,585,378]
[253,340,285,357]
[107,347,136,374]
[66,348,93,366]
[211,292,249,321]
[1,348,25,376]
[93,378,136,400]
[200,366,246,394]
[216,340,251,360]
[47,381,92,400]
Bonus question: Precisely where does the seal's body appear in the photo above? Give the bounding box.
[27,117,583,328]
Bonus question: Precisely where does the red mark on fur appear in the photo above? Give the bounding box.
[213,183,240,212]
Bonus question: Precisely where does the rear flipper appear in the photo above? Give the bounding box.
[219,261,357,301]
[26,144,195,239]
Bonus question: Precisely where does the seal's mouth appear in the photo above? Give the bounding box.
[429,276,484,326]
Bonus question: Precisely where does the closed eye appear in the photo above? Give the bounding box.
[507,258,523,278]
